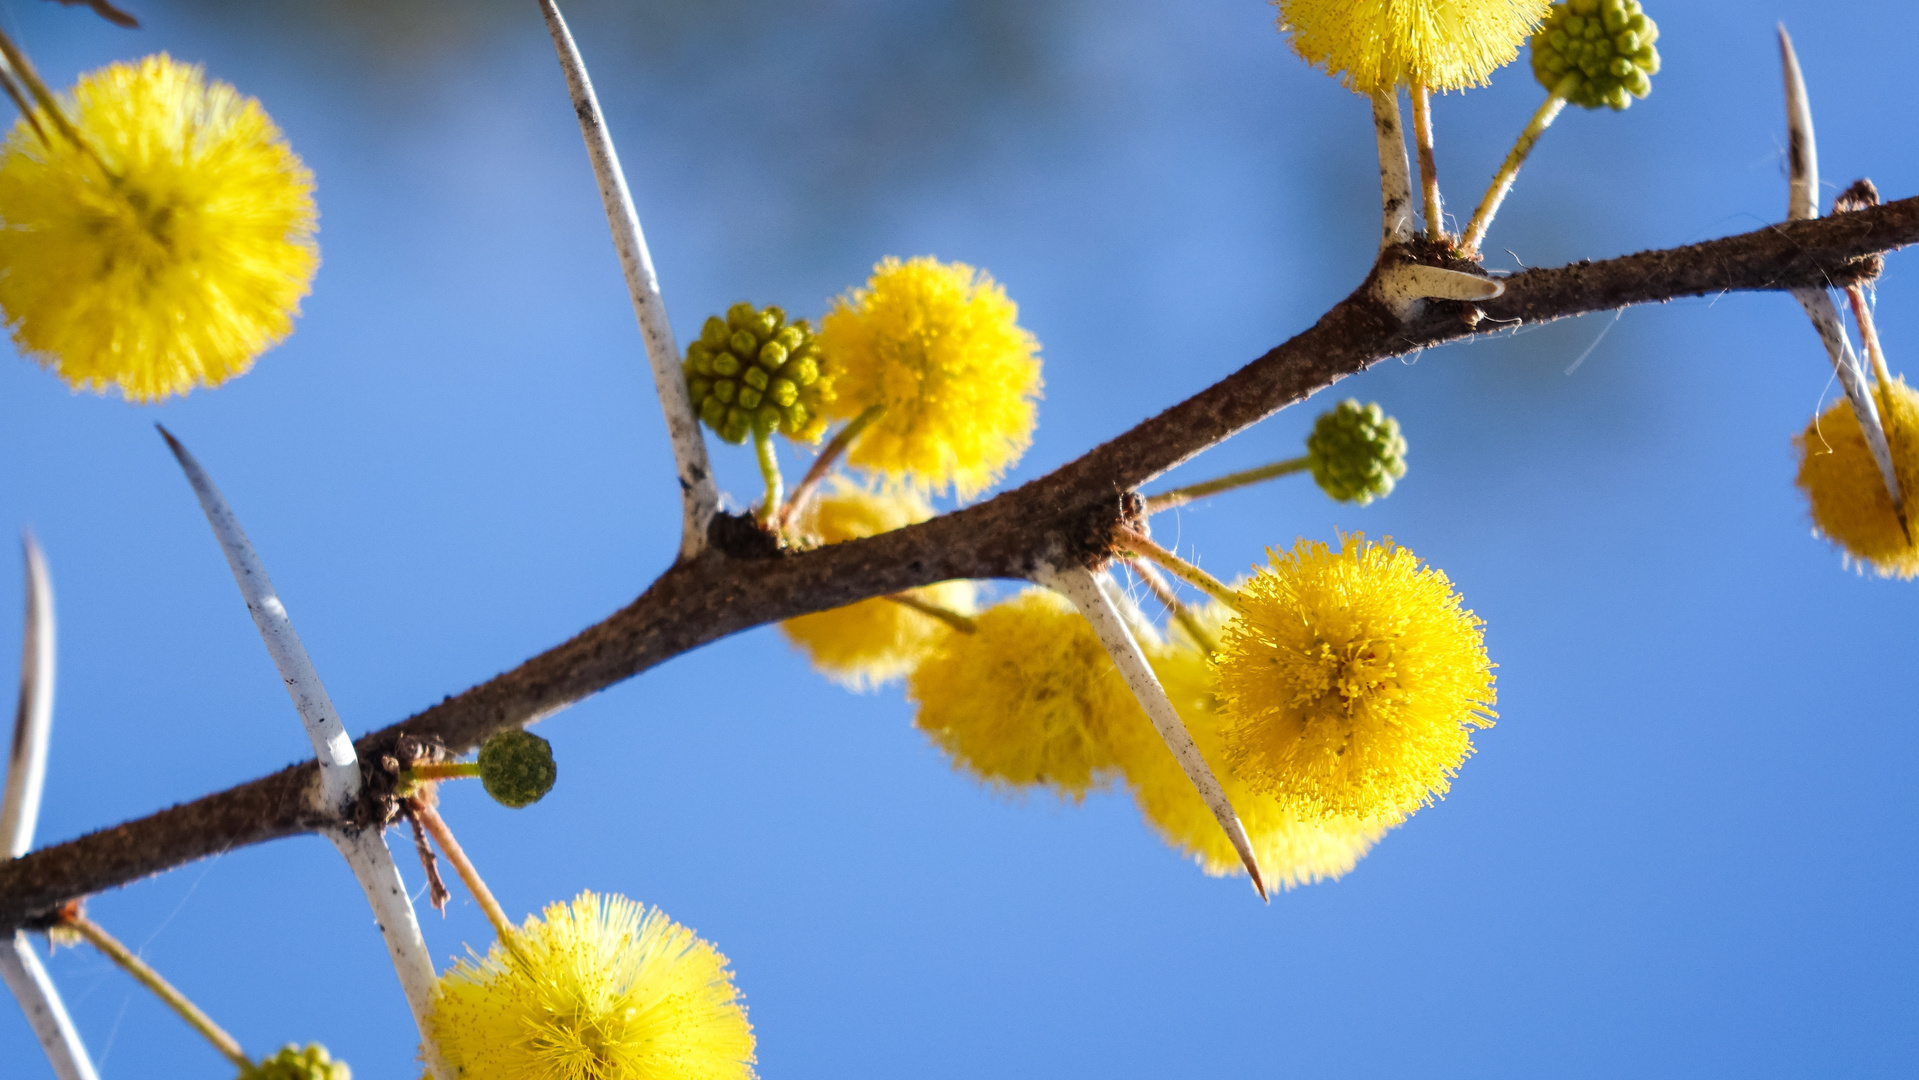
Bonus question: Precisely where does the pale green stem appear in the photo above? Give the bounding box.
[64,914,249,1070]
[1143,455,1310,513]
[412,801,517,943]
[776,404,885,534]
[883,592,978,633]
[1113,527,1242,611]
[1461,75,1578,255]
[1123,557,1218,656]
[754,427,784,527]
[1410,81,1444,242]
[396,761,480,799]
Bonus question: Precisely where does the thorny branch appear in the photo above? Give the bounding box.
[1,198,1914,929]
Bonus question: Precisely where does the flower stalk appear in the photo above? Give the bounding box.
[754,428,784,526]
[411,800,517,943]
[1461,74,1576,254]
[1113,527,1242,611]
[1143,455,1310,513]
[1410,82,1444,242]
[1122,557,1218,657]
[777,403,885,534]
[882,592,979,634]
[60,909,249,1070]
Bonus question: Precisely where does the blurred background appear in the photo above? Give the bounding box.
[2,0,1915,1076]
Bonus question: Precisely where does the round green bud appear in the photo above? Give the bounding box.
[683,302,837,444]
[1306,400,1408,506]
[1531,0,1660,111]
[239,1044,351,1080]
[478,730,557,809]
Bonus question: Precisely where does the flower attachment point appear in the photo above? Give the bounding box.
[1796,378,1919,578]
[426,891,756,1080]
[908,588,1141,798]
[684,302,835,445]
[0,54,318,401]
[239,1044,351,1080]
[1274,0,1552,95]
[1216,535,1496,821]
[780,486,976,689]
[477,729,557,809]
[1307,400,1408,505]
[1531,0,1660,110]
[820,257,1042,499]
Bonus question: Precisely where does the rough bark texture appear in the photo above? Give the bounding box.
[3,198,1915,929]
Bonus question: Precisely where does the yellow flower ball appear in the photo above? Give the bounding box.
[1110,611,1393,888]
[1795,379,1919,579]
[426,891,755,1080]
[780,486,976,689]
[819,256,1042,499]
[0,55,318,401]
[1274,0,1552,94]
[1216,535,1496,821]
[908,588,1140,798]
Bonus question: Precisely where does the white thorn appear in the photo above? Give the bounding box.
[1,934,98,1080]
[1034,563,1268,901]
[159,429,360,816]
[540,0,718,560]
[327,827,451,1080]
[1779,26,1818,223]
[1375,263,1504,321]
[1792,289,1906,520]
[1372,90,1415,249]
[3,533,54,858]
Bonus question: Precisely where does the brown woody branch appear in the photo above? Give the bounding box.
[2,198,1914,930]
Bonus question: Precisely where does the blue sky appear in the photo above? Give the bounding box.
[3,1,1916,1076]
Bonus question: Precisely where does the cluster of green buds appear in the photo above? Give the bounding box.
[1307,400,1407,506]
[238,1044,351,1080]
[684,302,834,445]
[478,729,558,809]
[1532,0,1660,110]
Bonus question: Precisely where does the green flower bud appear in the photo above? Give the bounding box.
[684,302,837,444]
[1306,400,1408,506]
[478,729,557,809]
[238,1044,350,1080]
[1531,0,1660,111]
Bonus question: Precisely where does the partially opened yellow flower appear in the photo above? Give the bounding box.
[426,891,755,1080]
[1216,535,1495,821]
[0,54,317,401]
[1795,378,1919,579]
[780,486,976,688]
[908,588,1139,798]
[1275,0,1552,94]
[1113,610,1394,888]
[819,256,1041,499]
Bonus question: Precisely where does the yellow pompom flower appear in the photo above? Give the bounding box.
[0,54,318,401]
[780,486,976,689]
[908,588,1140,798]
[1274,0,1552,94]
[426,891,755,1080]
[1216,535,1496,821]
[1795,378,1919,579]
[819,256,1042,499]
[1113,610,1393,888]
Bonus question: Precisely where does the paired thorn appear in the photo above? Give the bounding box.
[1777,28,1906,527]
[1375,262,1504,322]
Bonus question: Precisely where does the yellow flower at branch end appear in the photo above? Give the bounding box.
[0,55,318,402]
[426,891,755,1080]
[1216,535,1496,821]
[819,256,1042,499]
[1113,608,1393,887]
[780,486,975,689]
[1273,0,1552,94]
[1795,379,1919,579]
[908,588,1140,799]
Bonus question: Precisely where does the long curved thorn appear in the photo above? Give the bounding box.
[157,427,360,815]
[1035,563,1268,902]
[1779,26,1818,223]
[1777,30,1905,523]
[539,0,718,561]
[3,533,54,858]
[1,933,98,1080]
[327,827,449,1080]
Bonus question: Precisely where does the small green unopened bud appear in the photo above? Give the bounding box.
[684,303,836,445]
[239,1044,350,1080]
[478,730,557,809]
[1531,0,1660,111]
[1307,400,1407,506]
